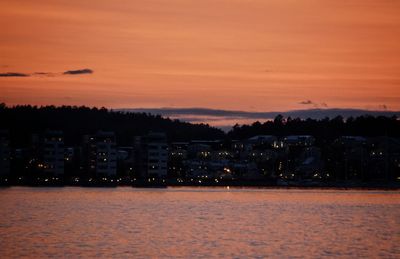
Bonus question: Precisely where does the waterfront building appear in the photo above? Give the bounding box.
[284,135,315,146]
[337,136,367,147]
[135,132,168,179]
[169,142,188,178]
[83,131,117,177]
[169,142,189,159]
[247,135,277,147]
[117,146,135,177]
[0,130,10,177]
[43,130,64,176]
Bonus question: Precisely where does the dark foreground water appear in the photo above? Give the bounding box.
[0,187,399,258]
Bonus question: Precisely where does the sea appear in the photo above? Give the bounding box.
[1,187,399,258]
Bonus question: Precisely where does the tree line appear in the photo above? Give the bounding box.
[1,103,399,147]
[228,114,400,145]
[0,104,224,146]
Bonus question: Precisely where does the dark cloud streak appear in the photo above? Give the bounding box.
[0,69,94,77]
[0,72,29,77]
[299,100,313,105]
[299,100,328,108]
[63,69,93,75]
[33,72,57,77]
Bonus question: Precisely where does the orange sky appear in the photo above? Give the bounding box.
[1,0,399,112]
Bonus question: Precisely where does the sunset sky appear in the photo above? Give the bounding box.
[1,0,400,115]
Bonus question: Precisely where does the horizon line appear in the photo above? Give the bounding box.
[118,107,400,130]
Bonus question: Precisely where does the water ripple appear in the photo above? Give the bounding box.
[0,187,399,258]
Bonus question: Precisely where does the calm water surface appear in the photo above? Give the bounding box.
[0,187,399,258]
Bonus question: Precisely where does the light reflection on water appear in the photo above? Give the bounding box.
[0,187,399,258]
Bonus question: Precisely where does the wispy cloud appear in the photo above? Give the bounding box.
[379,104,388,111]
[299,100,328,108]
[299,100,313,105]
[32,72,57,77]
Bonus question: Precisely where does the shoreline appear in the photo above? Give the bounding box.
[1,183,400,190]
[2,176,400,190]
